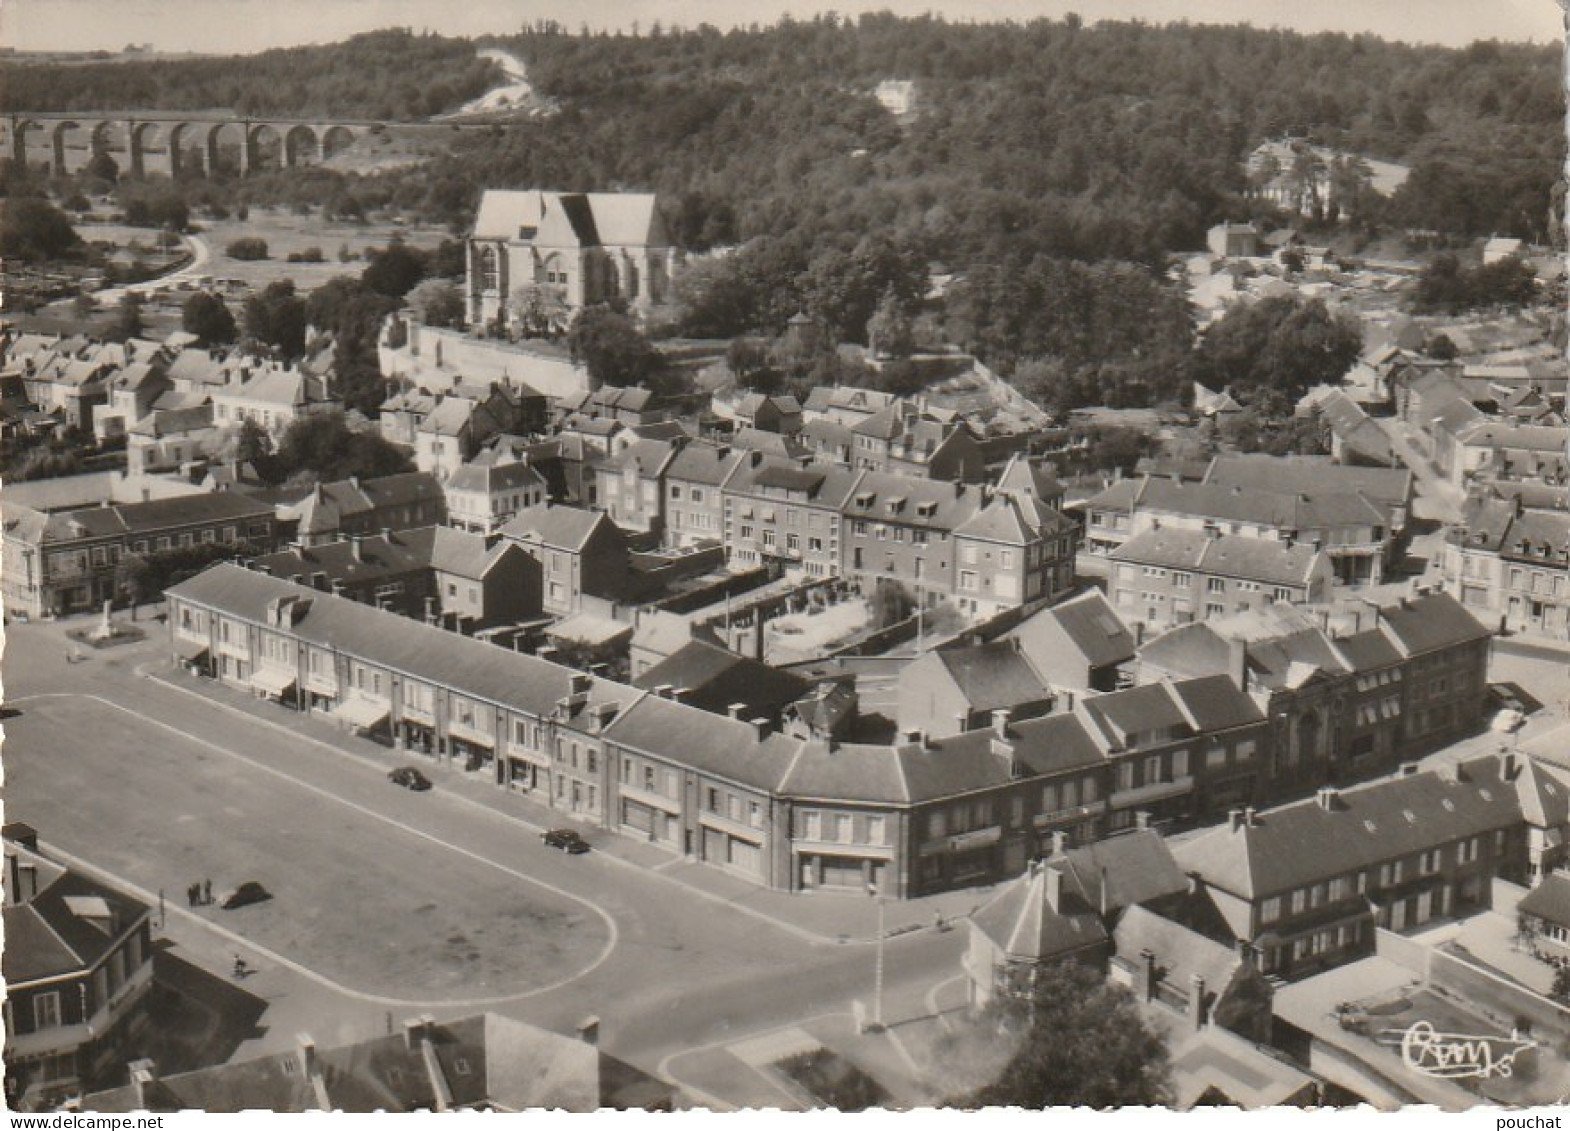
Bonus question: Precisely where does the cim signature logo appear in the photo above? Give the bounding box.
[1378,1020,1537,1080]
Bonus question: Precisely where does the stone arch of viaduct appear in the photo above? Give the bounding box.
[3,113,368,177]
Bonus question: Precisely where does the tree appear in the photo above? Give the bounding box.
[866,287,916,360]
[957,963,1171,1109]
[1552,966,1570,1006]
[407,279,465,328]
[114,552,151,620]
[1193,295,1362,417]
[1423,333,1458,361]
[231,417,274,465]
[361,240,427,298]
[242,280,308,361]
[276,410,413,482]
[226,237,270,261]
[509,283,570,338]
[568,306,660,387]
[84,150,120,184]
[182,291,238,348]
[73,292,98,320]
[0,197,82,262]
[108,292,145,343]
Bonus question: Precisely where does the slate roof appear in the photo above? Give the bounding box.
[1111,529,1328,588]
[929,641,1052,711]
[971,866,1108,961]
[601,692,800,793]
[1519,873,1570,929]
[633,639,812,720]
[250,531,434,585]
[665,440,745,487]
[780,741,911,805]
[445,459,548,496]
[472,190,662,249]
[843,469,980,531]
[500,502,616,552]
[1174,755,1522,900]
[1051,830,1190,918]
[167,565,630,722]
[1203,454,1412,510]
[1376,591,1490,655]
[36,491,274,542]
[1010,589,1136,669]
[128,403,215,438]
[1087,476,1386,533]
[1113,905,1248,1006]
[3,841,149,986]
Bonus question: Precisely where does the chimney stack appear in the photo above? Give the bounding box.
[955,711,970,735]
[1189,975,1207,1032]
[128,1060,157,1110]
[1050,830,1067,858]
[1228,636,1249,691]
[992,708,1012,738]
[728,702,748,720]
[1316,786,1340,812]
[1042,864,1063,912]
[1140,948,1157,1002]
[577,1016,601,1047]
[1228,808,1244,832]
[1243,806,1257,826]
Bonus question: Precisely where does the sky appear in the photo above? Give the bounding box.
[1,0,1563,54]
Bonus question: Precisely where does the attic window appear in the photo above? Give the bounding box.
[1479,788,1493,801]
[855,493,874,509]
[1363,819,1377,833]
[887,496,906,514]
[917,501,937,518]
[1402,809,1416,824]
[454,1057,472,1077]
[1441,798,1456,812]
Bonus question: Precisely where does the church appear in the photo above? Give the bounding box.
[466,190,677,332]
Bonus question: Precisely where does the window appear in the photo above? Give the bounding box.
[805,811,823,840]
[867,815,885,844]
[587,750,598,774]
[927,810,947,839]
[1290,888,1306,914]
[750,800,763,829]
[33,992,60,1030]
[835,814,853,843]
[1207,578,1225,593]
[1260,897,1281,924]
[706,787,720,812]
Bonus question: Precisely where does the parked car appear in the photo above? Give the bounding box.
[541,829,591,854]
[221,881,272,910]
[389,766,432,791]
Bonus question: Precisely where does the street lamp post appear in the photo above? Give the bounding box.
[868,882,886,1032]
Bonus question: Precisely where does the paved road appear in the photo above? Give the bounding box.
[2,617,967,1099]
[92,232,213,305]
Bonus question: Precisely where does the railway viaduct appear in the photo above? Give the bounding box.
[1,111,483,177]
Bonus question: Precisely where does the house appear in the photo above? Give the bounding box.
[424,525,541,631]
[442,457,549,536]
[1136,590,1492,788]
[965,862,1111,1009]
[3,828,154,1110]
[85,1013,672,1112]
[467,190,676,331]
[414,388,520,482]
[1193,383,1245,418]
[1442,499,1570,640]
[280,473,447,547]
[1007,589,1136,694]
[722,454,863,578]
[499,503,629,617]
[125,404,218,476]
[377,387,439,448]
[595,437,683,535]
[711,390,803,436]
[850,402,985,483]
[1314,390,1398,468]
[840,471,980,599]
[1108,529,1334,633]
[248,531,441,619]
[663,441,744,549]
[1202,455,1412,535]
[800,385,899,427]
[953,490,1078,616]
[896,640,1053,739]
[1206,222,1259,259]
[1174,754,1527,979]
[95,358,172,441]
[1109,905,1275,1043]
[1083,475,1395,584]
[632,638,812,725]
[800,417,856,467]
[1448,421,1569,491]
[1483,237,1525,265]
[1516,873,1570,967]
[210,364,336,439]
[1,489,280,619]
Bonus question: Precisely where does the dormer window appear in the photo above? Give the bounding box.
[855,492,874,509]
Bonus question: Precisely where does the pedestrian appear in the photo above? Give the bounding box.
[203,878,212,905]
[186,883,196,907]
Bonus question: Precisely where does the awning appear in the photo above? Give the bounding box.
[333,698,390,730]
[174,637,209,663]
[251,667,297,697]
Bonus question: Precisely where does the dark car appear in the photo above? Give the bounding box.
[541,828,591,854]
[221,881,272,910]
[389,766,433,791]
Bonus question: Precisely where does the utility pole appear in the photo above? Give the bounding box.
[868,882,886,1031]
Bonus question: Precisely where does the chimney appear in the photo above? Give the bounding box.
[298,1034,332,1111]
[402,1016,430,1051]
[1501,749,1519,781]
[1050,830,1067,858]
[1188,975,1207,1032]
[1132,621,1145,647]
[350,535,363,562]
[750,717,770,740]
[128,1060,156,1110]
[992,708,1012,738]
[955,711,970,735]
[1228,808,1244,832]
[1316,786,1340,812]
[577,1016,601,1047]
[1399,762,1419,777]
[1135,810,1150,831]
[729,702,748,720]
[141,485,151,503]
[1228,637,1248,691]
[1042,864,1063,912]
[1140,948,1157,1002]
[570,672,593,695]
[1243,806,1257,826]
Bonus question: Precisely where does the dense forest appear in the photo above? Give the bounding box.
[0,30,500,119]
[4,16,1562,409]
